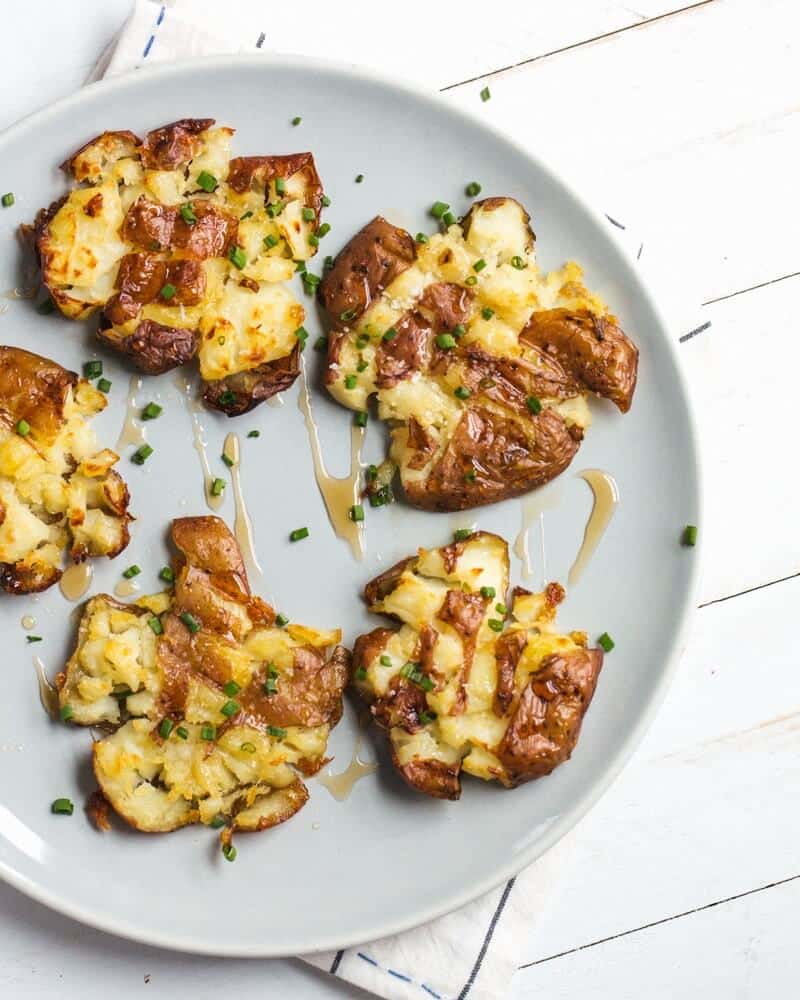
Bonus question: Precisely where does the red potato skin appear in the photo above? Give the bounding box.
[201,344,301,416]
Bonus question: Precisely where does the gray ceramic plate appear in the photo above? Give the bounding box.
[0,55,701,956]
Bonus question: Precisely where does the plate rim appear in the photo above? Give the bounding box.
[0,51,704,957]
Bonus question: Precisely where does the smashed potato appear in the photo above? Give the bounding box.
[59,515,349,834]
[0,346,131,594]
[35,120,325,415]
[319,199,638,510]
[352,530,603,799]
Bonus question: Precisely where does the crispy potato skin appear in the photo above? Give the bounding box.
[71,515,348,836]
[0,345,75,441]
[202,343,301,416]
[97,317,199,375]
[520,308,639,413]
[353,531,603,798]
[497,648,603,784]
[34,121,324,413]
[320,201,637,510]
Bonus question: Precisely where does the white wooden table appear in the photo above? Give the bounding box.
[2,2,797,996]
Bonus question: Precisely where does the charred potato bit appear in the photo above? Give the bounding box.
[59,515,349,834]
[352,531,602,799]
[319,199,638,510]
[0,346,131,594]
[34,121,326,413]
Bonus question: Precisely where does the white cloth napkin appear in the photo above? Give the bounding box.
[92,3,597,997]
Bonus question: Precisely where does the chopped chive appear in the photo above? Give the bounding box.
[221,452,234,468]
[510,255,527,270]
[356,332,370,348]
[314,335,328,352]
[263,676,278,695]
[419,710,437,725]
[442,211,457,226]
[1,192,15,207]
[357,358,368,372]
[452,323,466,338]
[292,326,309,350]
[180,203,197,224]
[220,699,239,718]
[354,666,367,681]
[36,297,55,315]
[495,602,508,615]
[324,254,334,270]
[196,170,218,192]
[455,386,471,400]
[301,207,316,222]
[266,201,284,218]
[83,359,102,379]
[264,233,279,249]
[228,245,247,270]
[122,565,141,579]
[350,504,365,523]
[435,333,456,350]
[380,655,392,667]
[275,613,289,627]
[340,307,357,322]
[180,612,201,634]
[355,174,364,183]
[481,306,495,320]
[222,843,237,862]
[160,283,176,300]
[218,390,237,408]
[247,429,260,438]
[431,201,449,219]
[223,681,240,697]
[488,619,504,632]
[382,327,398,342]
[210,816,226,828]
[479,376,496,389]
[598,632,615,653]
[453,528,473,542]
[354,411,368,428]
[302,271,320,289]
[415,232,429,244]
[465,181,482,197]
[267,664,279,678]
[275,177,287,195]
[141,402,162,420]
[368,486,392,508]
[480,585,496,599]
[267,725,287,739]
[344,374,357,390]
[464,469,477,483]
[26,635,42,643]
[289,527,309,542]
[97,377,112,393]
[464,275,478,286]
[240,741,256,753]
[526,395,542,415]
[317,221,331,237]
[366,464,378,481]
[15,418,30,437]
[148,617,163,635]
[211,477,226,497]
[159,566,174,583]
[682,524,698,547]
[200,724,216,741]
[321,194,331,207]
[480,86,491,102]
[176,725,189,739]
[59,704,74,722]
[292,116,302,126]
[131,444,153,465]
[51,798,74,815]
[400,662,417,679]
[308,233,319,247]
[473,259,487,273]
[159,718,174,739]
[418,675,435,692]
